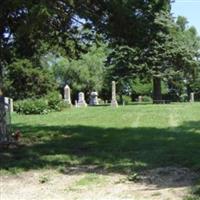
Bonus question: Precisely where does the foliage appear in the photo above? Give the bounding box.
[14,98,49,115]
[105,10,200,101]
[167,16,200,101]
[1,0,200,103]
[184,183,200,200]
[122,95,132,105]
[142,96,153,102]
[116,95,132,105]
[45,91,64,111]
[130,79,152,96]
[4,59,57,100]
[14,91,65,114]
[132,79,168,95]
[0,0,95,92]
[42,44,108,99]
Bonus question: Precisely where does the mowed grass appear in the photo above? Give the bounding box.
[1,103,200,174]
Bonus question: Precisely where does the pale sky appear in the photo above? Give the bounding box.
[171,0,200,35]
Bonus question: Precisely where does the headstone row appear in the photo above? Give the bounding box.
[63,81,119,107]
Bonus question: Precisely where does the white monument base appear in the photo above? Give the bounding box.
[77,92,87,107]
[77,102,87,107]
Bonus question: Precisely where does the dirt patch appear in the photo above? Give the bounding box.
[137,167,198,188]
[1,167,198,200]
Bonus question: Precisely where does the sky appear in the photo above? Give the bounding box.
[171,0,200,35]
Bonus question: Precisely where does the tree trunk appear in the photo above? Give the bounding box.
[153,77,162,104]
[0,63,8,142]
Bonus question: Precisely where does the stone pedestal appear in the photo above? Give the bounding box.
[77,92,87,107]
[64,85,72,105]
[111,81,118,107]
[89,92,99,106]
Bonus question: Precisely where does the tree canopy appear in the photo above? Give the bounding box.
[0,0,200,102]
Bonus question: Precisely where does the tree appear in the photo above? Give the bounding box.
[73,1,174,101]
[0,0,95,142]
[0,0,90,91]
[4,59,57,100]
[168,17,200,100]
[42,44,108,101]
[105,9,200,102]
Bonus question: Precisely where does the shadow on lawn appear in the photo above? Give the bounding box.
[1,121,200,188]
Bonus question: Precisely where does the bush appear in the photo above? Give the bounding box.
[116,95,132,105]
[45,91,64,111]
[142,96,153,102]
[14,98,49,114]
[122,95,132,105]
[14,91,67,114]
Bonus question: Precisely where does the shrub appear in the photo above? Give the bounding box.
[142,96,153,102]
[117,95,132,105]
[45,91,64,111]
[14,91,67,114]
[14,98,49,114]
[122,95,132,105]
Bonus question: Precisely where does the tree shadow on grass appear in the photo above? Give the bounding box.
[1,121,200,189]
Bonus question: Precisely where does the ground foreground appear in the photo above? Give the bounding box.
[1,167,197,200]
[1,103,200,199]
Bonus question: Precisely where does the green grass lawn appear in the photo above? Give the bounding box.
[1,103,200,174]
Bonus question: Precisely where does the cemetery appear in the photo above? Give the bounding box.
[1,82,200,199]
[1,1,200,200]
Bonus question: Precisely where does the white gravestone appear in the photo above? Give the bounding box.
[64,85,72,105]
[190,92,194,103]
[75,100,78,108]
[111,81,118,107]
[4,97,13,113]
[89,92,99,106]
[77,92,87,107]
[138,96,142,103]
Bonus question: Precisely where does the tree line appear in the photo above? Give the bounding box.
[1,0,200,102]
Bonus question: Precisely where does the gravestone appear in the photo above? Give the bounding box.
[138,96,142,103]
[4,97,13,112]
[64,85,72,105]
[77,92,87,107]
[10,98,14,112]
[75,100,78,108]
[111,81,118,107]
[89,92,99,106]
[190,92,194,103]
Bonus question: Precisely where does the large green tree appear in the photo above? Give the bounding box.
[73,0,174,101]
[168,16,200,100]
[42,44,108,101]
[0,0,80,142]
[0,0,89,91]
